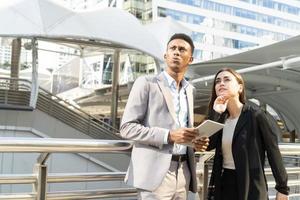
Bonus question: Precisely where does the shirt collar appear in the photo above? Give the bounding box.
[163,71,189,90]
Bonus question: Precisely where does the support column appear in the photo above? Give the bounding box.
[30,38,39,108]
[79,47,84,87]
[10,38,21,90]
[33,153,50,200]
[110,49,120,129]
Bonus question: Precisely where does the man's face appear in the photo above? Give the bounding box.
[164,39,193,74]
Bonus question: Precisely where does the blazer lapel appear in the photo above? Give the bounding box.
[156,73,177,123]
[232,105,249,145]
[186,85,194,127]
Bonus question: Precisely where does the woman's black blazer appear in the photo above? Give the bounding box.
[207,104,289,200]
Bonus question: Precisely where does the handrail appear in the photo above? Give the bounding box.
[0,138,299,200]
[0,77,32,91]
[0,77,32,109]
[197,143,300,155]
[0,188,138,200]
[197,143,300,200]
[38,86,119,133]
[0,137,134,200]
[0,172,127,184]
[46,188,137,200]
[0,77,121,139]
[0,137,131,153]
[278,143,300,154]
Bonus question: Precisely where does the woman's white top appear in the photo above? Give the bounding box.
[222,116,239,169]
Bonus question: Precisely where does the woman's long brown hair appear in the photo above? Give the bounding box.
[207,68,246,117]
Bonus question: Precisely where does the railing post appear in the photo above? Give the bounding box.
[34,164,47,200]
[33,153,50,200]
[4,89,8,104]
[197,153,214,200]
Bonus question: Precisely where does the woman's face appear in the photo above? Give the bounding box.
[215,71,242,98]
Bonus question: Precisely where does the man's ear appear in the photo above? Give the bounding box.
[189,56,194,63]
[164,54,167,59]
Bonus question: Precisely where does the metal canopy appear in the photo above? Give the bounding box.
[0,0,166,127]
[189,34,300,133]
[188,34,300,78]
[0,0,164,61]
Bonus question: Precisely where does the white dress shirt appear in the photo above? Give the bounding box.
[163,71,189,155]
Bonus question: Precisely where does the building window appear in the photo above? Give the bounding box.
[165,0,300,30]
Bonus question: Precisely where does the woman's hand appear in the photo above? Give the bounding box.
[276,192,288,200]
[213,95,230,113]
[192,137,209,152]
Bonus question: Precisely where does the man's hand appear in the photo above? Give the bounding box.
[276,192,288,200]
[193,137,209,152]
[169,128,198,144]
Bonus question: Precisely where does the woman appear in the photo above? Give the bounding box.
[196,68,289,200]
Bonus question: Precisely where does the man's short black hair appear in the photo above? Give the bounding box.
[167,33,195,54]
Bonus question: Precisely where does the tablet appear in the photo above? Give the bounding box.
[196,119,224,138]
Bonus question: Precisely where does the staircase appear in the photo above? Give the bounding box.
[0,77,121,140]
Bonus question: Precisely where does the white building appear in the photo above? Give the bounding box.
[150,0,300,61]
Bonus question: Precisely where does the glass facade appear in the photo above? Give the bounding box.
[158,7,290,40]
[158,7,205,24]
[167,0,300,30]
[191,32,204,43]
[158,6,257,60]
[191,31,257,48]
[158,7,288,45]
[157,0,300,60]
[124,0,299,61]
[241,0,300,16]
[193,49,203,60]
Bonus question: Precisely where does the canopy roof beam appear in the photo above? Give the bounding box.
[191,56,300,85]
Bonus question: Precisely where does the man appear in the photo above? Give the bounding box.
[120,33,207,200]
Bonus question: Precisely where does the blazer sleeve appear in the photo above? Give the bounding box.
[256,110,290,195]
[207,111,224,151]
[207,130,221,151]
[119,76,168,148]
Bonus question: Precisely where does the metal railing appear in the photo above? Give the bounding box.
[0,77,32,109]
[37,91,120,139]
[0,77,120,139]
[1,138,299,200]
[0,77,31,91]
[0,137,135,200]
[196,143,300,200]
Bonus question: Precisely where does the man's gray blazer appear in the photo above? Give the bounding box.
[120,72,197,193]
